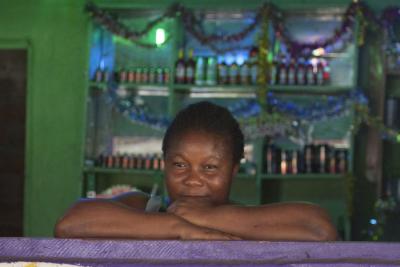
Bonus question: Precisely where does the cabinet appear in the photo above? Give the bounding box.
[83,6,359,240]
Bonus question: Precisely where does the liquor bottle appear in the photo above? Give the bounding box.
[240,59,250,85]
[217,59,228,85]
[206,57,217,85]
[264,144,276,174]
[306,60,315,85]
[316,60,324,85]
[195,56,205,85]
[280,150,288,175]
[135,67,142,84]
[94,67,103,82]
[249,47,259,85]
[117,68,127,83]
[156,68,163,84]
[296,58,306,85]
[317,144,328,173]
[163,68,170,84]
[128,68,135,83]
[136,154,143,169]
[148,68,156,84]
[122,154,129,169]
[336,149,348,174]
[128,154,136,169]
[229,61,239,85]
[106,154,113,168]
[287,58,296,85]
[278,57,287,85]
[304,144,313,173]
[144,154,152,170]
[152,154,160,170]
[142,67,149,84]
[291,150,299,174]
[269,58,278,85]
[328,148,336,174]
[175,49,186,84]
[185,49,196,84]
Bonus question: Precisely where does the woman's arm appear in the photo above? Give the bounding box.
[54,198,240,240]
[168,198,338,241]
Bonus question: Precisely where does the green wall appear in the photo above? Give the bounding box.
[0,0,90,236]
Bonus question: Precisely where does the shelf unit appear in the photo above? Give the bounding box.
[84,7,360,240]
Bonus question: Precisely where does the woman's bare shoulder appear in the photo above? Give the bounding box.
[111,191,150,210]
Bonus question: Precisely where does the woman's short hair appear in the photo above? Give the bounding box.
[162,101,244,164]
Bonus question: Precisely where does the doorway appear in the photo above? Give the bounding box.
[0,49,27,236]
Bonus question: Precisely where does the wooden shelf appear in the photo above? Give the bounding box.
[173,84,353,96]
[261,173,345,180]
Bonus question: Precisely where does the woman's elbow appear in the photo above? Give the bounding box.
[310,207,339,241]
[53,201,94,238]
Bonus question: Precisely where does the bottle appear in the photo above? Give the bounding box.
[94,67,103,82]
[142,67,149,84]
[287,58,296,85]
[304,144,313,173]
[306,60,315,85]
[316,60,324,85]
[163,68,170,84]
[206,57,217,85]
[175,49,186,84]
[278,57,287,85]
[280,150,287,175]
[148,67,156,84]
[195,56,205,85]
[269,58,278,85]
[135,67,142,84]
[249,47,259,85]
[117,68,127,83]
[296,58,306,85]
[128,68,135,83]
[156,67,163,84]
[291,150,299,174]
[185,49,196,84]
[217,59,228,85]
[240,60,250,85]
[229,61,239,85]
[264,144,275,174]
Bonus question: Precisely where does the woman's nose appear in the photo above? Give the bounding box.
[183,170,204,187]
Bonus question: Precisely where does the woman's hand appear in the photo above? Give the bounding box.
[167,197,215,226]
[178,219,240,240]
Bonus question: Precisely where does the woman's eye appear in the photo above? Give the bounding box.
[204,164,217,170]
[173,162,186,168]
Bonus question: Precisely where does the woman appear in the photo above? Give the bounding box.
[55,101,338,241]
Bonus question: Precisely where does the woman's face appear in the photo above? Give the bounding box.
[164,130,239,205]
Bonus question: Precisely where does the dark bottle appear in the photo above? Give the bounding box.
[128,68,135,83]
[229,61,239,85]
[163,68,170,84]
[217,60,228,85]
[240,60,250,85]
[175,49,186,84]
[249,46,259,85]
[304,144,314,173]
[185,49,196,84]
[316,144,328,173]
[94,67,103,82]
[263,143,276,174]
[336,149,348,174]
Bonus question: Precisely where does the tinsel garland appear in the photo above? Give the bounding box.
[106,82,400,143]
[85,2,400,55]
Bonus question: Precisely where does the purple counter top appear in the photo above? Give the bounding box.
[1,238,400,266]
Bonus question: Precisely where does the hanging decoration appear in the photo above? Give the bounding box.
[257,5,271,108]
[86,1,400,56]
